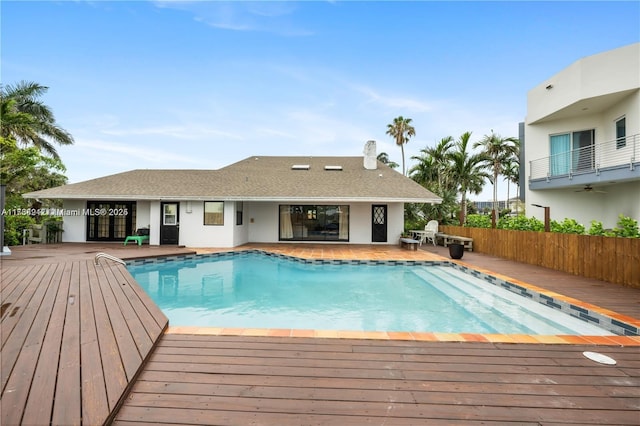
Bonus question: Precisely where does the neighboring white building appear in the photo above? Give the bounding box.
[525,43,640,229]
[24,142,441,247]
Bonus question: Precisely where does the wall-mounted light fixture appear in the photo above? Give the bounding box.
[545,84,553,90]
[532,204,550,232]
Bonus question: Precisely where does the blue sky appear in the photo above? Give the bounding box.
[3,1,639,201]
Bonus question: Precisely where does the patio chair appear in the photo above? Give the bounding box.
[124,228,150,246]
[423,220,438,246]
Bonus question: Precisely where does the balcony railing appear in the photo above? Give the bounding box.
[529,133,639,181]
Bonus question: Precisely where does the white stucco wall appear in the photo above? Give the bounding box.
[527,43,639,124]
[527,181,640,230]
[59,199,408,247]
[233,202,249,247]
[136,200,151,231]
[525,92,639,175]
[245,201,405,245]
[525,43,640,229]
[61,200,86,242]
[149,201,161,245]
[246,202,276,243]
[601,181,640,228]
[177,201,235,247]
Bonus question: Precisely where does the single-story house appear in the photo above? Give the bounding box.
[24,141,441,247]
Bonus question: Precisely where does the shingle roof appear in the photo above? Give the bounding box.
[23,156,442,203]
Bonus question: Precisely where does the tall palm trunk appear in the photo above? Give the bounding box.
[492,168,498,228]
[506,176,510,209]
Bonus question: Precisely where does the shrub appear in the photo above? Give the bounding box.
[497,215,545,231]
[3,214,35,246]
[587,220,611,236]
[550,218,585,235]
[404,219,426,234]
[589,215,640,238]
[465,214,491,228]
[612,214,640,238]
[460,212,638,238]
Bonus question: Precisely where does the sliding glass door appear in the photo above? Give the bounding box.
[550,134,570,176]
[549,130,595,176]
[279,205,349,241]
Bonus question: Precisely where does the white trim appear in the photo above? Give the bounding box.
[27,195,441,203]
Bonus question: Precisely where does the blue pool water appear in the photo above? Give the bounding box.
[127,253,612,335]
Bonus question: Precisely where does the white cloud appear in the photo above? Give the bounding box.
[255,127,297,140]
[284,109,372,150]
[100,124,244,141]
[152,1,313,36]
[350,84,434,113]
[74,138,207,165]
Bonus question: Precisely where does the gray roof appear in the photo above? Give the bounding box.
[23,156,441,203]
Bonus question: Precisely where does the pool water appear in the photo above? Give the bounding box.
[128,253,612,335]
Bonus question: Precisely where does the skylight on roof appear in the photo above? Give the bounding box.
[291,164,310,170]
[324,165,343,171]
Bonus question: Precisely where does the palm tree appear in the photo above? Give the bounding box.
[386,116,415,176]
[0,81,74,159]
[474,130,518,226]
[424,136,454,190]
[376,152,399,170]
[446,132,489,225]
[503,158,520,212]
[408,152,437,187]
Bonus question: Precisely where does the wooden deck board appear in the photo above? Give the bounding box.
[0,259,167,426]
[21,262,71,425]
[1,264,31,292]
[94,262,143,380]
[101,264,155,358]
[80,260,111,425]
[1,263,49,349]
[52,261,82,426]
[1,263,60,425]
[1,263,55,390]
[88,257,129,410]
[113,334,640,425]
[2,243,639,425]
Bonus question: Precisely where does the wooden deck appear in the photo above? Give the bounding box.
[2,243,639,425]
[1,259,168,425]
[115,334,640,425]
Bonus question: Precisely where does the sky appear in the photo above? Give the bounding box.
[2,0,639,202]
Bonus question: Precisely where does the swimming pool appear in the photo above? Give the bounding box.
[127,251,614,335]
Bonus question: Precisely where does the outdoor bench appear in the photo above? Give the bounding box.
[442,235,473,251]
[400,237,420,251]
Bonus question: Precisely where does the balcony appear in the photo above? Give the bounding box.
[529,133,640,190]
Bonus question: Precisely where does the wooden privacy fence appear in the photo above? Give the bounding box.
[440,226,640,288]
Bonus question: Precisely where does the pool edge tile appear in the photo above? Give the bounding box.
[149,248,639,345]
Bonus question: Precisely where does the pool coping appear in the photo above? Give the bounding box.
[127,249,640,346]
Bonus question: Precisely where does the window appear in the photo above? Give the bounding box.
[549,134,570,176]
[616,117,626,149]
[236,201,243,226]
[204,201,224,225]
[86,201,136,241]
[163,203,177,225]
[279,204,349,241]
[549,129,595,176]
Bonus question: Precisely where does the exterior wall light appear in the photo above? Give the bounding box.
[532,204,550,232]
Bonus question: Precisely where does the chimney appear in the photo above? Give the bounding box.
[363,140,377,170]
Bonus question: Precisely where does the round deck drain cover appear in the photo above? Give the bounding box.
[583,351,616,365]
